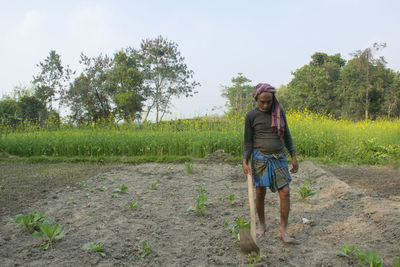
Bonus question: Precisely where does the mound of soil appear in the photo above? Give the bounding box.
[0,162,399,266]
[203,149,232,162]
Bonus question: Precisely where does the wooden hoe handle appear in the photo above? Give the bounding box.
[247,161,257,242]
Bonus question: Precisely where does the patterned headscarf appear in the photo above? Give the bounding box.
[253,83,285,139]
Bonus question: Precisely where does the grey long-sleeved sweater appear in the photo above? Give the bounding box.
[243,107,295,160]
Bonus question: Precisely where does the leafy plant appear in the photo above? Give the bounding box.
[184,162,194,174]
[96,185,107,191]
[337,244,385,267]
[247,253,266,265]
[393,257,400,267]
[187,188,208,215]
[33,220,65,250]
[140,241,151,258]
[225,216,250,240]
[14,210,45,233]
[114,184,128,193]
[297,183,317,200]
[356,249,383,267]
[83,241,106,257]
[149,183,157,190]
[337,243,356,257]
[126,201,138,210]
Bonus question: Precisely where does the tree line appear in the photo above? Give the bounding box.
[222,43,400,120]
[0,36,199,126]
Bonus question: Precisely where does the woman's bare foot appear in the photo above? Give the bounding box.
[278,232,295,243]
[256,224,266,238]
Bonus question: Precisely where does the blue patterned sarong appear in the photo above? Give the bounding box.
[251,149,292,192]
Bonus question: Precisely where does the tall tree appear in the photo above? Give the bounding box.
[107,48,146,122]
[139,36,200,123]
[382,71,400,119]
[338,43,387,120]
[66,53,113,123]
[286,52,345,115]
[17,95,45,122]
[32,50,72,112]
[221,73,254,115]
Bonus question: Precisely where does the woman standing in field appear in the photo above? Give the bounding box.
[242,83,299,243]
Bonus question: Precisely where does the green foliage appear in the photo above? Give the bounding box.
[32,220,65,250]
[247,253,266,265]
[96,186,107,191]
[14,210,45,233]
[1,110,399,166]
[297,183,317,200]
[140,241,151,258]
[139,35,200,123]
[225,216,250,240]
[126,201,138,210]
[221,73,255,117]
[114,184,128,193]
[149,183,157,190]
[221,193,236,204]
[83,242,106,257]
[184,162,194,174]
[336,243,356,257]
[337,244,386,267]
[393,257,400,267]
[187,187,209,216]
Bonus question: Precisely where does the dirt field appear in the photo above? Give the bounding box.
[0,161,399,266]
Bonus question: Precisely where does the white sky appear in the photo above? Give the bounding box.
[1,0,399,119]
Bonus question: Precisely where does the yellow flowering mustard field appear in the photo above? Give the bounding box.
[0,110,399,165]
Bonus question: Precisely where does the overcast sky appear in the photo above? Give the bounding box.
[1,0,399,119]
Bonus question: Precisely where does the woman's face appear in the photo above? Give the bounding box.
[256,92,273,112]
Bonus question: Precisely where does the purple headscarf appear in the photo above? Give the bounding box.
[253,83,285,139]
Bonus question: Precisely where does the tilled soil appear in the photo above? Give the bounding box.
[0,161,399,266]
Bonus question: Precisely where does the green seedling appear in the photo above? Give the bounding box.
[187,190,208,216]
[85,193,90,198]
[305,176,315,185]
[14,210,45,233]
[137,196,142,201]
[114,184,128,193]
[167,166,173,170]
[393,257,400,267]
[247,253,266,265]
[356,249,383,267]
[297,183,317,200]
[111,194,117,198]
[237,164,243,170]
[126,201,138,210]
[225,216,250,240]
[149,183,157,190]
[33,220,65,250]
[96,186,107,191]
[226,194,236,202]
[224,183,230,189]
[79,182,86,188]
[140,241,151,258]
[196,186,206,194]
[69,199,77,205]
[83,242,106,257]
[184,162,194,174]
[336,243,356,257]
